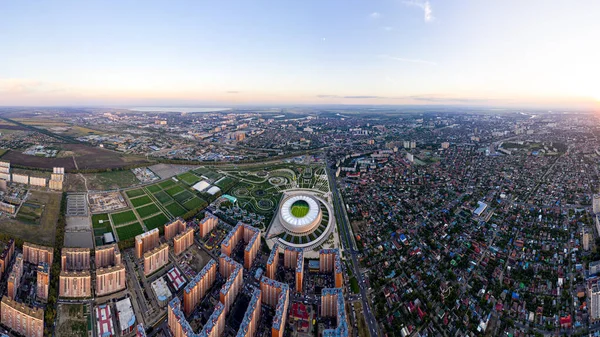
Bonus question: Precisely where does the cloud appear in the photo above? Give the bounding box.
[0,78,68,95]
[379,54,437,66]
[382,26,393,31]
[317,95,388,99]
[369,12,381,19]
[402,0,434,22]
[409,95,492,103]
[226,91,240,94]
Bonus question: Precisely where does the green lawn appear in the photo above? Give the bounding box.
[143,213,169,230]
[159,180,176,189]
[130,195,152,207]
[110,210,137,226]
[177,172,201,185]
[154,191,172,204]
[165,185,185,197]
[92,213,110,228]
[214,176,237,191]
[125,189,145,198]
[136,204,161,218]
[291,200,310,217]
[165,202,186,217]
[349,277,360,294]
[146,184,162,193]
[115,222,144,241]
[183,197,207,210]
[173,190,194,204]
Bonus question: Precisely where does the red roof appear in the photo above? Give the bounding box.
[560,315,572,326]
[291,303,309,321]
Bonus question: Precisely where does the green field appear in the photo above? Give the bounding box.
[153,191,171,204]
[159,180,175,189]
[146,184,162,193]
[92,214,110,228]
[84,170,140,190]
[130,195,152,207]
[183,197,206,210]
[110,210,137,226]
[125,189,145,198]
[136,204,161,218]
[177,172,201,185]
[115,222,144,240]
[193,167,222,180]
[349,277,360,294]
[291,200,310,217]
[92,213,113,246]
[173,190,194,203]
[214,176,237,191]
[143,213,169,230]
[165,185,185,197]
[165,202,186,217]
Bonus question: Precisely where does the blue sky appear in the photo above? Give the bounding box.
[1,0,599,108]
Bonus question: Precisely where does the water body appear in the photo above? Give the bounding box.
[129,107,232,113]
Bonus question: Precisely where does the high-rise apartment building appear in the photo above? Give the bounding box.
[165,218,186,241]
[23,242,53,265]
[266,243,280,279]
[59,271,92,298]
[221,222,260,269]
[7,254,23,300]
[135,228,160,259]
[96,265,127,296]
[36,262,50,301]
[199,213,218,238]
[236,287,261,337]
[260,276,289,337]
[95,243,122,268]
[219,255,243,315]
[321,288,349,336]
[183,259,217,316]
[173,227,194,256]
[320,249,344,288]
[143,243,169,276]
[61,247,90,271]
[1,296,44,337]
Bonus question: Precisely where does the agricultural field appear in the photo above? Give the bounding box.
[16,202,45,225]
[83,170,140,190]
[0,190,61,245]
[1,143,150,171]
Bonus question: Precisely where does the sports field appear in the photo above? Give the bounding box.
[291,200,310,217]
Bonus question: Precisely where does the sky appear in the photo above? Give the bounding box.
[1,0,599,109]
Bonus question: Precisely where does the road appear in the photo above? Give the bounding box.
[326,164,378,337]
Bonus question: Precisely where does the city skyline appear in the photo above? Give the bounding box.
[1,0,599,109]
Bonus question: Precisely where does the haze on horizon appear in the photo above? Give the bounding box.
[1,0,599,110]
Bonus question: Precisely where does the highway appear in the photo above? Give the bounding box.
[326,164,379,337]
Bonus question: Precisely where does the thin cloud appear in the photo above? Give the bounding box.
[409,95,493,103]
[379,54,437,66]
[382,26,393,31]
[402,0,434,22]
[369,12,381,19]
[317,95,388,99]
